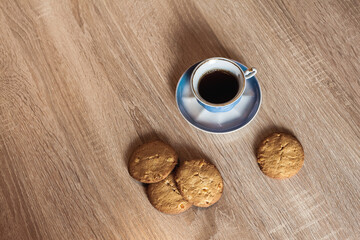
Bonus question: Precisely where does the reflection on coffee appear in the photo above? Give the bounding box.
[198,70,239,104]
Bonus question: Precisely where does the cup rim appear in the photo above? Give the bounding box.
[190,57,246,107]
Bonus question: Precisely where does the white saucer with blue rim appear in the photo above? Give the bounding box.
[175,60,261,134]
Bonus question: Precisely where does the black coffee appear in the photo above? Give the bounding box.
[198,70,239,104]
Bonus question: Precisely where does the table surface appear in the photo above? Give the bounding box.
[1,0,359,239]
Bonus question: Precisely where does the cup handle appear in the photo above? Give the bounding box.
[244,67,257,79]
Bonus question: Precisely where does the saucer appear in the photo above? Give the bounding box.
[175,61,261,134]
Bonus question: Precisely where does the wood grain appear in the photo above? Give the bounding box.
[0,0,359,239]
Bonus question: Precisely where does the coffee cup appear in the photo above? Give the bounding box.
[190,57,257,112]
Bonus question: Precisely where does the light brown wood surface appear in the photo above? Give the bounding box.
[0,0,359,239]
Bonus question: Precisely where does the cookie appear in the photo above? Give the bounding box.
[147,173,192,214]
[175,159,223,207]
[257,132,304,179]
[128,140,178,183]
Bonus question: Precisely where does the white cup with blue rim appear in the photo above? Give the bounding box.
[190,57,257,112]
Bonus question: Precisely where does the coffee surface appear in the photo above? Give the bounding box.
[198,70,239,104]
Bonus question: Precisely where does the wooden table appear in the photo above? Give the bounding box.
[1,0,359,239]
